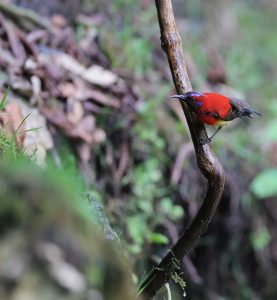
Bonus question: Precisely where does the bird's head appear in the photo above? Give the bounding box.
[170,91,204,110]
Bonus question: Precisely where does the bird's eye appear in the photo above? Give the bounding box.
[197,102,203,107]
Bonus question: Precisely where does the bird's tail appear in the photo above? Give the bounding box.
[243,108,262,118]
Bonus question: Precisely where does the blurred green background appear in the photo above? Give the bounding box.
[2,0,277,299]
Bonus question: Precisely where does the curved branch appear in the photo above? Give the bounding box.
[141,0,225,298]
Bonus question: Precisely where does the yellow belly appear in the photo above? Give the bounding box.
[214,120,230,126]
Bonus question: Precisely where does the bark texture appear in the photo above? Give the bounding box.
[141,0,225,298]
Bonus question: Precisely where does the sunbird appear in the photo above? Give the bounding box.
[170,91,261,144]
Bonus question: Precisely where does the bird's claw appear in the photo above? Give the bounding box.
[199,137,211,145]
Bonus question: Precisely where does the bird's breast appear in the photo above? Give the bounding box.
[197,112,230,126]
[193,93,233,125]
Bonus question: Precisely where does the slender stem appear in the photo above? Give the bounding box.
[0,3,52,31]
[141,0,225,298]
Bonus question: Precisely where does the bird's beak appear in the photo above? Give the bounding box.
[170,95,185,100]
[170,91,203,101]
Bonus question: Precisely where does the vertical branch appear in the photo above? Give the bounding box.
[141,0,225,298]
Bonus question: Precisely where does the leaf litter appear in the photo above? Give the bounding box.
[0,3,138,173]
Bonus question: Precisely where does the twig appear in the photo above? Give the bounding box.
[0,13,26,64]
[0,3,52,31]
[170,142,194,185]
[141,0,225,298]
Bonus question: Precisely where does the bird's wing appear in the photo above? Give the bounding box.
[229,97,250,111]
[230,97,261,118]
[201,97,251,122]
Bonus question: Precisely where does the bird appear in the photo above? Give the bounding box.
[170,91,261,144]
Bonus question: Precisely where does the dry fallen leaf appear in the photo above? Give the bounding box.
[30,75,42,104]
[51,15,67,29]
[0,14,26,64]
[0,102,25,145]
[54,53,118,87]
[58,82,76,98]
[66,97,84,125]
[19,100,54,165]
[66,115,96,144]
[92,128,106,144]
[83,65,118,87]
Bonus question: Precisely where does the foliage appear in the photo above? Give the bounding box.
[86,1,276,298]
[125,89,184,254]
[250,226,271,251]
[98,1,156,77]
[250,169,277,199]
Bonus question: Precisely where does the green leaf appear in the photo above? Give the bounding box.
[265,121,277,142]
[250,169,277,198]
[160,198,184,221]
[250,226,271,251]
[148,232,169,245]
[127,215,147,246]
[0,88,9,111]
